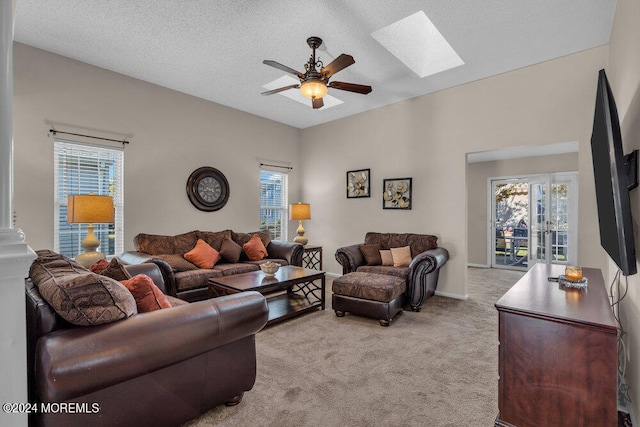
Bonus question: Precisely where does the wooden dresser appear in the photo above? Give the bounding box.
[495,264,617,427]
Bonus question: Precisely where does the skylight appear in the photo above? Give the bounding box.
[371,10,464,78]
[262,76,343,109]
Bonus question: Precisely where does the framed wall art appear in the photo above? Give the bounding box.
[346,169,370,198]
[383,177,412,209]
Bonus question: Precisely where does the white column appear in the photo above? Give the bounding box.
[0,2,36,427]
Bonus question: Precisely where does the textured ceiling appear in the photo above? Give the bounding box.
[14,0,617,129]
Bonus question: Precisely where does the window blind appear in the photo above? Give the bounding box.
[53,139,124,258]
[260,169,288,241]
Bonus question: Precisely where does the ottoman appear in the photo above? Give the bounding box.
[332,272,406,326]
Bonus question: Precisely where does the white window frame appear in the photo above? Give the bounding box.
[259,167,289,241]
[54,139,124,259]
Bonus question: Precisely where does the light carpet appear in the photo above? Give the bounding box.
[184,267,526,427]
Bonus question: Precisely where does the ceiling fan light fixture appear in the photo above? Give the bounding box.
[300,79,328,99]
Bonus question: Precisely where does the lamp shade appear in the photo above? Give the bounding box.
[67,194,115,224]
[290,203,311,221]
[299,80,328,99]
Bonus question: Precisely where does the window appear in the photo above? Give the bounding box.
[260,168,288,241]
[54,139,124,258]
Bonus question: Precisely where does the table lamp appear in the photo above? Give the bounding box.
[290,202,311,245]
[67,194,115,267]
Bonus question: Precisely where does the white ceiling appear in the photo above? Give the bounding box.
[14,0,617,129]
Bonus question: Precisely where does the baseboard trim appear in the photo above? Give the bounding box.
[325,272,340,278]
[468,263,489,268]
[435,290,469,300]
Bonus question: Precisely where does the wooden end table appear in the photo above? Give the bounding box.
[208,265,325,326]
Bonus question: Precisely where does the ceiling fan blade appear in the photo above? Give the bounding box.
[263,60,304,78]
[328,81,372,94]
[261,84,300,96]
[321,54,355,78]
[312,97,324,109]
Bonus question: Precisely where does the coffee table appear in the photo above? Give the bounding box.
[208,266,325,325]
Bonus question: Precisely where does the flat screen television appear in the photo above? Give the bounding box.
[590,69,638,276]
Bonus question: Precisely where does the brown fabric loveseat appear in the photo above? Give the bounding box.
[26,250,268,427]
[120,229,304,302]
[335,232,449,312]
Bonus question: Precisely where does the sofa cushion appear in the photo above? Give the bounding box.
[232,230,271,248]
[359,243,382,265]
[99,257,132,282]
[220,238,243,263]
[364,232,438,258]
[120,274,172,312]
[196,230,232,251]
[134,231,198,255]
[357,265,410,280]
[214,263,260,276]
[174,269,223,292]
[155,254,198,272]
[391,246,412,267]
[165,295,189,307]
[243,234,268,261]
[184,239,222,269]
[29,250,137,326]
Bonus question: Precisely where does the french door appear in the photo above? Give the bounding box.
[490,172,578,270]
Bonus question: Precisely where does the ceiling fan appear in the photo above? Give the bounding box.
[261,36,372,109]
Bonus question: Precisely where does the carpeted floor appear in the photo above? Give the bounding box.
[184,267,526,427]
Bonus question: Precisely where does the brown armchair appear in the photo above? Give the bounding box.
[335,232,449,311]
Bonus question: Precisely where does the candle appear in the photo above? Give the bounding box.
[565,266,583,282]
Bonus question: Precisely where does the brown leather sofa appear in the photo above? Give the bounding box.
[121,229,304,302]
[335,232,449,312]
[26,257,268,427]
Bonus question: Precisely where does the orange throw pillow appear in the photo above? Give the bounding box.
[184,239,222,269]
[243,233,268,261]
[120,274,171,313]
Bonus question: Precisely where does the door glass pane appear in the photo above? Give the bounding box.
[493,181,529,268]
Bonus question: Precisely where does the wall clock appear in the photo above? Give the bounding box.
[186,167,229,211]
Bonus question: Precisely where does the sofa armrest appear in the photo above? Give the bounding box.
[335,243,365,274]
[124,263,168,295]
[35,291,268,402]
[406,247,449,309]
[267,241,304,266]
[120,251,178,297]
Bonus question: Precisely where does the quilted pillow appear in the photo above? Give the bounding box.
[243,234,268,261]
[29,251,137,326]
[120,274,171,313]
[184,239,222,269]
[99,257,132,282]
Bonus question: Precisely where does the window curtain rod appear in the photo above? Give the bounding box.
[49,129,130,146]
[260,162,292,170]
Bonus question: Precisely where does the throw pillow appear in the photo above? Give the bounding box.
[29,251,137,326]
[196,229,232,251]
[99,257,132,282]
[391,246,412,267]
[359,243,382,265]
[380,250,394,266]
[220,238,243,263]
[120,274,171,313]
[89,259,109,274]
[155,254,198,272]
[243,233,268,261]
[184,239,222,269]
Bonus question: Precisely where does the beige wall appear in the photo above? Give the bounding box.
[466,152,579,266]
[301,46,607,297]
[609,0,640,417]
[13,43,302,251]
